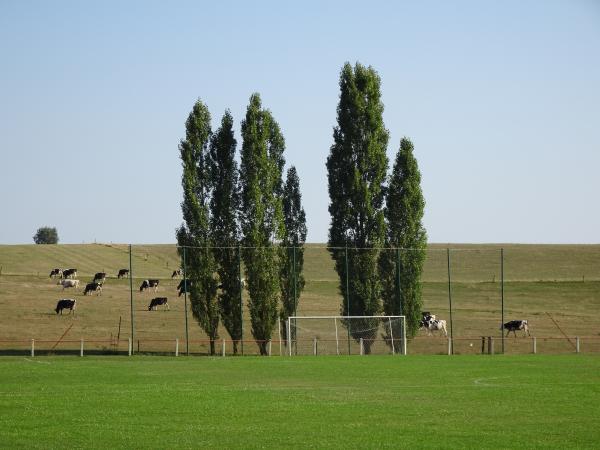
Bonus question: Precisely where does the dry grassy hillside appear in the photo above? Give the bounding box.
[1,243,599,355]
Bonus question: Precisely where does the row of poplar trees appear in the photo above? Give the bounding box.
[327,62,427,353]
[177,94,307,356]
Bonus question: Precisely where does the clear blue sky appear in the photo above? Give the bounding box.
[1,0,598,244]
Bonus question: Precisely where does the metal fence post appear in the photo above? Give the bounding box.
[129,244,134,354]
[239,245,244,356]
[447,337,452,355]
[345,246,351,355]
[80,338,84,357]
[222,339,226,357]
[447,248,454,354]
[128,338,132,356]
[532,336,537,354]
[501,248,505,354]
[313,338,317,356]
[360,338,364,356]
[31,339,35,357]
[175,338,179,357]
[183,246,189,356]
[576,336,580,353]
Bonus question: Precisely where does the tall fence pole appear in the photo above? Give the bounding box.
[345,246,351,355]
[293,246,297,354]
[447,248,453,354]
[239,245,244,356]
[183,246,190,356]
[396,248,402,316]
[129,244,134,354]
[501,248,505,354]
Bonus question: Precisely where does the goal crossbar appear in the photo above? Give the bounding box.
[287,315,407,356]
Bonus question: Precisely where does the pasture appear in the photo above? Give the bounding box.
[0,243,600,355]
[1,355,599,448]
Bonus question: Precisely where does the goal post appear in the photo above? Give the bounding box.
[287,315,406,356]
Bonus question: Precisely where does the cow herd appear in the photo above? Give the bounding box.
[419,312,531,338]
[49,267,183,315]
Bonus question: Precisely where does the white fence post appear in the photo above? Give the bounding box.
[80,338,84,357]
[447,337,452,355]
[359,338,364,356]
[222,339,226,357]
[532,337,537,354]
[128,338,132,356]
[313,338,317,356]
[175,339,179,357]
[576,336,580,353]
[31,339,35,357]
[268,340,272,356]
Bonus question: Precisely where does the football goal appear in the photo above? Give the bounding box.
[286,315,406,356]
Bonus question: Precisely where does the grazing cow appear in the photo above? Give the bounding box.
[139,279,160,292]
[171,269,182,278]
[55,299,76,315]
[83,282,103,296]
[148,297,169,311]
[420,313,447,337]
[117,269,129,279]
[49,268,62,278]
[93,272,106,283]
[63,268,77,279]
[502,320,530,337]
[177,279,191,297]
[58,279,80,290]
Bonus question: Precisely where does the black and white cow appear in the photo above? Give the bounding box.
[420,312,447,337]
[502,320,530,337]
[55,299,76,315]
[117,269,129,279]
[148,297,169,311]
[171,269,182,278]
[58,279,80,290]
[62,268,77,279]
[177,279,191,297]
[83,282,103,296]
[49,268,62,278]
[140,279,160,292]
[93,272,106,283]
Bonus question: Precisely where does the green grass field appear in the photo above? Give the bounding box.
[1,243,600,355]
[1,355,599,448]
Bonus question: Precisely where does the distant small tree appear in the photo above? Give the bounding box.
[33,227,59,244]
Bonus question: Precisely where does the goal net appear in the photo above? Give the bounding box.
[286,316,406,356]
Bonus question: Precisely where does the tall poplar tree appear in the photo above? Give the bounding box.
[379,137,427,339]
[280,166,307,346]
[176,100,219,355]
[239,93,285,355]
[326,62,389,354]
[209,110,243,354]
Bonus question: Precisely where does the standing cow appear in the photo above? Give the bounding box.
[55,299,76,315]
[420,312,447,337]
[63,268,77,279]
[93,272,106,283]
[502,320,530,337]
[171,269,182,278]
[148,297,169,311]
[49,268,62,278]
[83,282,103,296]
[117,269,129,279]
[58,279,80,290]
[140,279,160,292]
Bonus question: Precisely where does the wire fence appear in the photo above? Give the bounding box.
[0,243,599,356]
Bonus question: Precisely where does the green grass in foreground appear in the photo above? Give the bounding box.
[1,355,599,449]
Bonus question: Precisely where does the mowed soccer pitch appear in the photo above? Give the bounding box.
[1,355,599,448]
[1,243,600,354]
